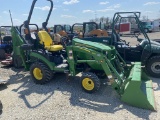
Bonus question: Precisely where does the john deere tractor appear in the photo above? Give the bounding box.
[53,24,72,35]
[7,0,156,111]
[71,22,108,38]
[78,12,160,78]
[51,24,73,46]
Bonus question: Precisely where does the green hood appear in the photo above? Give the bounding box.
[72,38,113,52]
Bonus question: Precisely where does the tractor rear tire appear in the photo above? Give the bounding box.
[0,100,2,112]
[0,49,6,60]
[81,72,101,93]
[30,62,53,84]
[13,55,23,68]
[146,56,160,78]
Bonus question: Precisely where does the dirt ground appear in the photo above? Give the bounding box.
[0,32,160,120]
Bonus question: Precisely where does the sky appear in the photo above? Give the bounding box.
[0,0,160,27]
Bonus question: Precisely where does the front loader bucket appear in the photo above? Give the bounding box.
[121,62,156,111]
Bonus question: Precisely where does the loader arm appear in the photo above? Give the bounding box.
[11,26,29,69]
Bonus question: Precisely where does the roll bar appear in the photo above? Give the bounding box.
[24,0,53,35]
[111,12,151,51]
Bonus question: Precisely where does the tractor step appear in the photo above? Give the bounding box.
[1,59,13,66]
[5,58,12,61]
[56,63,68,69]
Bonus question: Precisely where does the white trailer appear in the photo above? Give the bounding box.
[152,19,160,31]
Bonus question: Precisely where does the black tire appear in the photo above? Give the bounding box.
[81,72,101,93]
[146,56,160,78]
[13,55,23,68]
[0,100,2,111]
[0,49,6,59]
[30,62,53,84]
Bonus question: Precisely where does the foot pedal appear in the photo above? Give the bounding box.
[56,64,68,69]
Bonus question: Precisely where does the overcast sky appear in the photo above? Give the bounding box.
[0,0,160,27]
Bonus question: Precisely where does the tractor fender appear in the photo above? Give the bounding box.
[141,44,160,64]
[141,49,151,65]
[30,51,55,70]
[150,44,160,53]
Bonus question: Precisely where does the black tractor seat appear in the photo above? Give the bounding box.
[2,36,12,44]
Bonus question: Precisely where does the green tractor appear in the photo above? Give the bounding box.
[7,0,157,111]
[77,12,160,78]
[53,24,72,35]
[71,22,108,38]
[51,24,73,46]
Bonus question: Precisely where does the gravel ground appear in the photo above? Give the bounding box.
[0,32,160,120]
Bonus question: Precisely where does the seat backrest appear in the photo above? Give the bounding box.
[112,33,117,43]
[112,30,121,44]
[38,31,53,46]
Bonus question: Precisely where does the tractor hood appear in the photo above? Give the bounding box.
[72,38,113,52]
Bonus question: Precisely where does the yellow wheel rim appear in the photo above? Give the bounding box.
[33,68,43,80]
[82,78,94,91]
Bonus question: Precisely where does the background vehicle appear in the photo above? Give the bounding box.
[0,26,13,59]
[53,24,71,35]
[141,21,153,33]
[52,24,73,45]
[72,22,108,38]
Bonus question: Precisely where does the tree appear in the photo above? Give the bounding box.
[121,18,127,23]
[100,16,105,23]
[90,19,95,22]
[142,15,148,21]
[127,15,136,24]
[90,16,112,26]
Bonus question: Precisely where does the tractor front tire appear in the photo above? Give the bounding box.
[0,49,6,60]
[146,56,160,78]
[81,72,101,93]
[30,62,53,84]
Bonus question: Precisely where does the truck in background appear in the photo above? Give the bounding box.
[152,19,160,31]
[141,21,153,33]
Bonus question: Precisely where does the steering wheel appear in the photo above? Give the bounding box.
[60,36,70,47]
